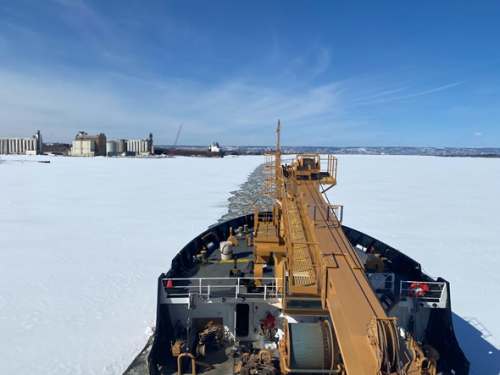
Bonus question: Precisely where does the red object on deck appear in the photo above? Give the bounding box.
[263,314,276,330]
[166,279,173,288]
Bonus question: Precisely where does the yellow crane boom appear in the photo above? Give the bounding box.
[254,121,426,375]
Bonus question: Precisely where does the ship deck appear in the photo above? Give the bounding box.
[158,240,419,375]
[165,233,278,299]
[163,230,420,305]
[163,238,426,315]
[145,215,468,375]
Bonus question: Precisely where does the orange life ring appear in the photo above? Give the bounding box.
[409,282,428,297]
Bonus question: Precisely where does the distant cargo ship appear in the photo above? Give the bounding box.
[155,142,224,157]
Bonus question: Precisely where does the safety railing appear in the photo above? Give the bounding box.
[323,154,337,181]
[329,205,343,223]
[282,195,318,288]
[312,204,343,225]
[367,273,395,295]
[294,154,336,173]
[254,206,278,240]
[400,280,447,308]
[162,277,282,300]
[264,153,277,197]
[256,205,276,223]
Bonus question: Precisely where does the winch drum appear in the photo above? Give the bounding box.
[287,322,334,370]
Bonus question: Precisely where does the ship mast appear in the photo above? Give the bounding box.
[276,119,281,153]
[275,120,281,200]
[245,119,283,213]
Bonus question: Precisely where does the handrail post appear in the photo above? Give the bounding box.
[199,279,202,295]
[236,278,240,298]
[208,284,210,299]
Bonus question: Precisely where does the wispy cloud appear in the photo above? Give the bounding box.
[53,0,110,33]
[286,42,331,78]
[0,69,348,145]
[313,47,331,76]
[396,81,465,99]
[349,81,465,108]
[351,83,417,102]
[474,132,483,136]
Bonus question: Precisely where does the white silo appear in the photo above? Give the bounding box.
[106,141,116,155]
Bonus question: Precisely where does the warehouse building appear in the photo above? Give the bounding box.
[127,133,154,155]
[0,130,43,155]
[70,132,107,157]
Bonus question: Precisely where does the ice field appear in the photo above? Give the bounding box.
[327,155,500,375]
[1,154,499,375]
[0,155,263,375]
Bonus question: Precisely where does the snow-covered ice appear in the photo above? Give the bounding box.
[1,154,499,375]
[327,155,500,375]
[0,155,262,375]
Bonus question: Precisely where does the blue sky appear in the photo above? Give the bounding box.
[0,1,499,146]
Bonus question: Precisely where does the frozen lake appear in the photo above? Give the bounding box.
[1,154,498,375]
[0,155,263,375]
[326,155,500,375]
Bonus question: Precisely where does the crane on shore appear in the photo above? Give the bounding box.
[169,123,183,157]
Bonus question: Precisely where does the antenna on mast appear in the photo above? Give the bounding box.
[245,119,282,212]
[276,119,281,154]
[275,120,282,198]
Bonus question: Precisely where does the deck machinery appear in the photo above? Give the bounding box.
[255,121,425,374]
[148,121,468,375]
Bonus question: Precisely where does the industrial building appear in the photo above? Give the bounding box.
[70,132,107,157]
[126,133,154,155]
[105,139,128,156]
[106,140,117,155]
[116,139,127,153]
[0,130,43,155]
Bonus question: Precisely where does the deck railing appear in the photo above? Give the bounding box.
[162,277,282,300]
[367,272,395,295]
[311,204,344,226]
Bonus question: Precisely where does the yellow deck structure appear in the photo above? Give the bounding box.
[287,200,316,287]
[252,120,424,375]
